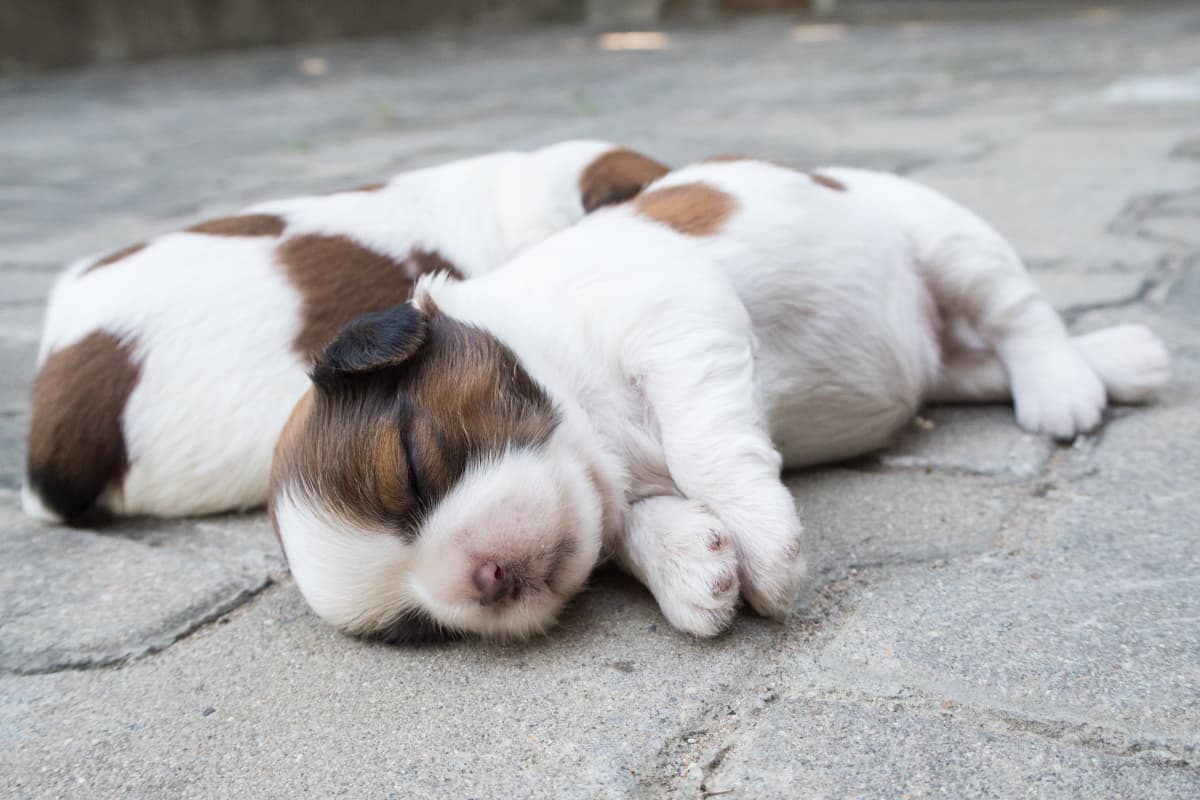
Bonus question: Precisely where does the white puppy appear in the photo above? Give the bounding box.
[23,141,668,524]
[269,158,1170,642]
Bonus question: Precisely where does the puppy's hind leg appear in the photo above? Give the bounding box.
[1073,324,1169,404]
[930,324,1170,407]
[825,169,1106,439]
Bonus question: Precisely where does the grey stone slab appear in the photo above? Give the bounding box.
[1039,269,1151,312]
[787,466,1024,574]
[0,303,43,347]
[815,399,1200,751]
[908,126,1198,268]
[0,496,285,673]
[701,694,1200,800]
[0,329,37,412]
[816,548,1199,752]
[1141,214,1200,250]
[1157,189,1200,218]
[0,411,26,491]
[0,574,785,800]
[0,266,57,306]
[1164,257,1200,324]
[877,405,1056,478]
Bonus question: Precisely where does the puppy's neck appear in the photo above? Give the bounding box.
[550,402,630,561]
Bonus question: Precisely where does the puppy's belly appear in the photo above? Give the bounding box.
[753,259,940,468]
[765,374,925,468]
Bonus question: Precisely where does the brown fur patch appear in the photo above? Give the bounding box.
[347,182,386,193]
[269,388,313,551]
[634,182,736,236]
[271,306,557,540]
[703,154,753,164]
[277,235,464,361]
[811,173,847,192]
[579,148,670,212]
[83,242,147,275]
[26,332,142,524]
[185,214,286,237]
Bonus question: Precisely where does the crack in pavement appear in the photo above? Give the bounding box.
[634,577,872,798]
[656,678,1199,800]
[1060,252,1194,323]
[1108,184,1200,249]
[0,576,277,676]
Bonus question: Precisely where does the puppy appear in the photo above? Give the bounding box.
[270,159,1170,642]
[23,141,668,524]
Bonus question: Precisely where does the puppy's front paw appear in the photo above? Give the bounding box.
[656,518,741,638]
[627,498,741,637]
[1010,344,1107,440]
[737,523,808,620]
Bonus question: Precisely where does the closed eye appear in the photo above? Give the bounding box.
[401,427,426,509]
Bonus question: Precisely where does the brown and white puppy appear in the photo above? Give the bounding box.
[23,142,668,525]
[270,159,1170,643]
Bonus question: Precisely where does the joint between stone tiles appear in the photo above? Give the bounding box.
[1,577,277,677]
[772,681,1196,770]
[639,576,876,796]
[982,707,1199,769]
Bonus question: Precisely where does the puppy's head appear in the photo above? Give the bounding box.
[270,301,605,643]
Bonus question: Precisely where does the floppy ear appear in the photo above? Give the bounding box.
[580,148,670,212]
[310,303,428,386]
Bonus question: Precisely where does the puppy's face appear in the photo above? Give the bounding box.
[270,301,604,642]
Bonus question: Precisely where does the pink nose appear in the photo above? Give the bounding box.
[473,561,514,605]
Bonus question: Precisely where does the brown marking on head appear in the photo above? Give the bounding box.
[271,303,558,542]
[268,387,315,550]
[634,182,737,236]
[277,234,464,361]
[579,148,670,212]
[26,331,142,525]
[185,214,287,237]
[811,173,847,192]
[82,242,147,275]
[347,182,386,193]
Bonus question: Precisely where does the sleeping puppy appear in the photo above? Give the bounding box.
[269,158,1170,642]
[23,141,668,524]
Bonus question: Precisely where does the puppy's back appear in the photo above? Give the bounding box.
[23,142,669,524]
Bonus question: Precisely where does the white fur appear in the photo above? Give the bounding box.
[26,140,625,519]
[273,487,418,633]
[408,447,604,640]
[278,445,606,641]
[612,496,741,637]
[19,483,58,523]
[280,160,1170,639]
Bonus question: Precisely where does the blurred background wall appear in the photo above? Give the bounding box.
[0,0,822,74]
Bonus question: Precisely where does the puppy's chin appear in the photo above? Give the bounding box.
[410,445,604,641]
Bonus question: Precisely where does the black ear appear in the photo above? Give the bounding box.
[310,303,428,387]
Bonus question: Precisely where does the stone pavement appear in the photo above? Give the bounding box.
[1,3,1198,797]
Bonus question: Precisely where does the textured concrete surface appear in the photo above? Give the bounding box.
[1,3,1198,797]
